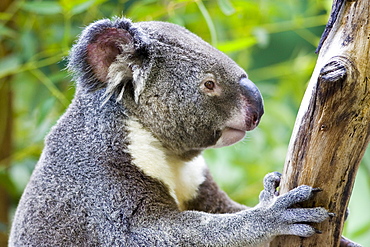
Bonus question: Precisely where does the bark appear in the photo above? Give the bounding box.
[270,0,370,246]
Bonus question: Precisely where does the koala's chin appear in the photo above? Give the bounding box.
[212,127,246,148]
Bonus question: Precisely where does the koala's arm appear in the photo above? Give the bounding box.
[129,172,329,247]
[185,168,247,213]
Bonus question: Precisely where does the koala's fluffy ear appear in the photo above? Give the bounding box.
[68,18,152,103]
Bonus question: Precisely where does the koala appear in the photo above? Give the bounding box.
[9,17,331,246]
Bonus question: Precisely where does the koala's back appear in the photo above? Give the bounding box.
[9,91,173,246]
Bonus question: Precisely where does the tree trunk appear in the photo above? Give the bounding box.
[270,0,370,246]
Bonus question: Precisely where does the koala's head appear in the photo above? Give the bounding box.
[68,17,263,158]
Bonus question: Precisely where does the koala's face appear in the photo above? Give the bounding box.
[128,22,263,154]
[70,18,263,157]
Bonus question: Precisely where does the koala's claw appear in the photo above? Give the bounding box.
[312,187,323,193]
[328,212,336,218]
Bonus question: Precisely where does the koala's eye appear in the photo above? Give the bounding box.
[204,80,215,90]
[200,74,221,96]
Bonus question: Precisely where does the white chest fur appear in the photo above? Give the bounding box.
[126,119,207,210]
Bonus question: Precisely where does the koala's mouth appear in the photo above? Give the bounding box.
[211,127,246,148]
[211,111,261,148]
[210,103,262,149]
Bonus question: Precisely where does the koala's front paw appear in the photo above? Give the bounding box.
[257,172,330,238]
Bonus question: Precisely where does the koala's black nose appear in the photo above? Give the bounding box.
[240,77,264,128]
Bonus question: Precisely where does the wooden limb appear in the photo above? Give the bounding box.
[270,1,370,246]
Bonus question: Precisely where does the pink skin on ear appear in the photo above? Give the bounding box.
[86,28,133,82]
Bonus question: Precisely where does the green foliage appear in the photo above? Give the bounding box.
[1,0,369,245]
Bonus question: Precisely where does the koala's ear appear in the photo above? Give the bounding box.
[86,28,134,84]
[69,18,152,103]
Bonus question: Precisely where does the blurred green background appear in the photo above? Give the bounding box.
[0,0,369,246]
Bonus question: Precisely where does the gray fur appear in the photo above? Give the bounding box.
[9,18,329,246]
